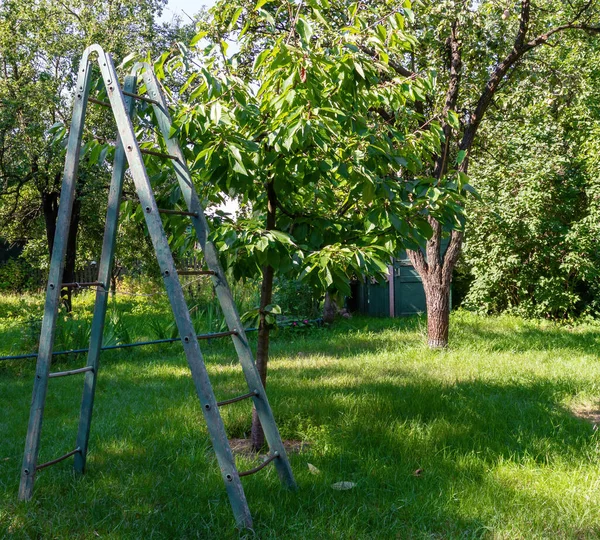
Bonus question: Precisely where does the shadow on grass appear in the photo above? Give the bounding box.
[3,342,599,537]
[453,317,600,354]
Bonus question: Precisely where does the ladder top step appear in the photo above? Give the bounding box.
[177,270,215,276]
[89,96,110,108]
[122,90,161,107]
[61,281,104,289]
[139,148,179,161]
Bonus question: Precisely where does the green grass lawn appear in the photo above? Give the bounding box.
[2,294,600,538]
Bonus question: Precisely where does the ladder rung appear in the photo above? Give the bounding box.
[178,270,215,276]
[196,330,238,341]
[61,281,105,289]
[217,390,258,407]
[122,90,161,106]
[238,452,279,477]
[140,148,179,161]
[157,208,198,217]
[89,96,111,108]
[49,366,94,379]
[36,447,81,471]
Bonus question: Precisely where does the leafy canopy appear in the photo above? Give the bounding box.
[151,0,465,294]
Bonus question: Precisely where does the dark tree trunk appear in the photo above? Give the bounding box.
[42,191,59,254]
[251,179,277,451]
[408,226,463,350]
[41,189,81,313]
[62,197,81,312]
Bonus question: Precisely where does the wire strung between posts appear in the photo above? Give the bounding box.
[0,319,324,362]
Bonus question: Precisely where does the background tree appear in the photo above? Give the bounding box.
[159,1,463,448]
[190,0,600,347]
[0,0,184,308]
[463,37,600,318]
[351,0,600,347]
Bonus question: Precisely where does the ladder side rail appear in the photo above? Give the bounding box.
[95,49,252,528]
[74,75,138,474]
[19,51,94,500]
[139,66,297,490]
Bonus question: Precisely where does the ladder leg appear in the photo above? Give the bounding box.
[98,53,253,528]
[19,54,93,500]
[74,76,137,474]
[139,67,297,491]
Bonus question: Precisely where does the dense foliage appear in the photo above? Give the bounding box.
[163,2,462,296]
[0,0,188,286]
[465,37,600,319]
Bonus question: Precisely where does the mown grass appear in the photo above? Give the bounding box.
[2,292,600,538]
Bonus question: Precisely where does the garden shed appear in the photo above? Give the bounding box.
[352,247,452,317]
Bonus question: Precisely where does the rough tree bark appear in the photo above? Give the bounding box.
[401,0,598,348]
[408,21,462,349]
[251,178,277,451]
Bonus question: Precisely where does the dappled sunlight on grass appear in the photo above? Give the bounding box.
[3,310,600,536]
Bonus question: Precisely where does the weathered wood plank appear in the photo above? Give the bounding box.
[19,49,93,501]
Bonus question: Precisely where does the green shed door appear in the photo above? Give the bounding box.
[394,265,426,315]
[367,280,390,317]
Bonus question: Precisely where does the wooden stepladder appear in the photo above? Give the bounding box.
[19,44,296,528]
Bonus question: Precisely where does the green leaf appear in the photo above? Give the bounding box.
[456,150,467,165]
[228,7,243,30]
[210,102,222,124]
[354,60,365,79]
[296,16,313,46]
[190,31,208,47]
[264,304,282,314]
[447,110,460,130]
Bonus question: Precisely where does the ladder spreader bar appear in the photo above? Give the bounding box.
[217,390,259,407]
[89,97,110,108]
[140,148,179,161]
[49,366,94,379]
[238,452,279,477]
[197,330,238,340]
[157,208,198,217]
[61,281,105,289]
[36,448,81,471]
[122,90,161,106]
[178,270,215,276]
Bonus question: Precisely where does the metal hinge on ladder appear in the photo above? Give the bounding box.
[18,44,296,530]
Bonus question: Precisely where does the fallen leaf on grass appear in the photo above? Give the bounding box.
[307,463,321,475]
[413,468,423,477]
[331,481,356,490]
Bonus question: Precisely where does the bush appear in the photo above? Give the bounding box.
[273,277,319,318]
[0,258,39,293]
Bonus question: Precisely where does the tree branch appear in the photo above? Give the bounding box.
[358,45,416,78]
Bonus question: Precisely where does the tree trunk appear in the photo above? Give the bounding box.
[61,197,81,312]
[322,292,337,324]
[251,179,277,451]
[41,189,81,313]
[42,191,58,255]
[407,226,463,349]
[422,279,450,349]
[251,264,274,450]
